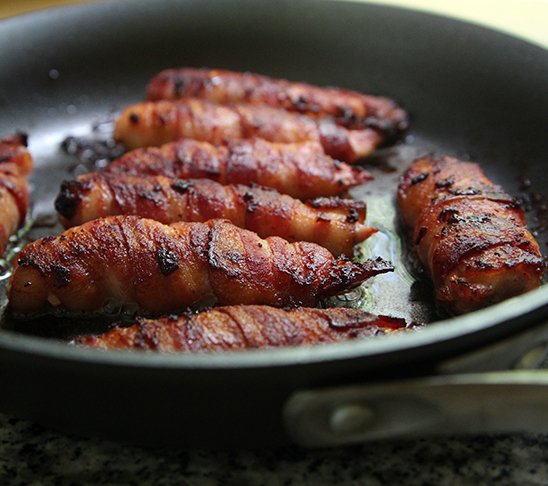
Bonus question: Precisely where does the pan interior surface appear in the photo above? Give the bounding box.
[0,0,547,368]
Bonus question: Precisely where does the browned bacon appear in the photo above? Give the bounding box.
[104,138,371,200]
[146,68,408,137]
[0,134,32,255]
[8,216,392,315]
[74,305,409,352]
[54,173,376,256]
[398,155,544,314]
[114,99,383,163]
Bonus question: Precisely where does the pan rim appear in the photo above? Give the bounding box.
[2,0,547,49]
[0,0,547,371]
[1,0,546,48]
[0,287,546,370]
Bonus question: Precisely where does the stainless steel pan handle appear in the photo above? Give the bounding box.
[285,319,548,447]
[284,370,548,447]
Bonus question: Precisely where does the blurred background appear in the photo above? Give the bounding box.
[1,0,547,48]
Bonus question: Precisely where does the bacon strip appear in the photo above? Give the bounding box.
[8,216,392,315]
[54,173,376,256]
[146,68,408,137]
[0,134,32,255]
[74,305,409,352]
[104,138,371,199]
[114,99,383,163]
[398,155,544,314]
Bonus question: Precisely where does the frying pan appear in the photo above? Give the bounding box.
[0,0,547,448]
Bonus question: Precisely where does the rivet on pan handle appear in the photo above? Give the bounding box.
[283,371,548,447]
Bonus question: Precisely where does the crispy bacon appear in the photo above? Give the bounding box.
[146,67,408,136]
[74,305,409,352]
[0,134,32,255]
[55,174,376,256]
[398,155,544,314]
[113,99,383,163]
[8,216,392,315]
[104,138,372,199]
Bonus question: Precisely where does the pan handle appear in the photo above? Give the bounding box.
[284,370,548,447]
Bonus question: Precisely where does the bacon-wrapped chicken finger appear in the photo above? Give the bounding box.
[114,99,383,163]
[398,155,544,314]
[55,174,376,256]
[0,134,32,255]
[104,138,371,200]
[8,216,392,315]
[146,67,408,136]
[74,305,408,352]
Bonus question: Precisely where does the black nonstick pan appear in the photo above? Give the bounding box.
[0,0,547,447]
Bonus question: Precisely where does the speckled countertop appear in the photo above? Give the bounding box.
[0,412,547,485]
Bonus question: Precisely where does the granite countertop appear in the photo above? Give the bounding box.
[1,412,548,485]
